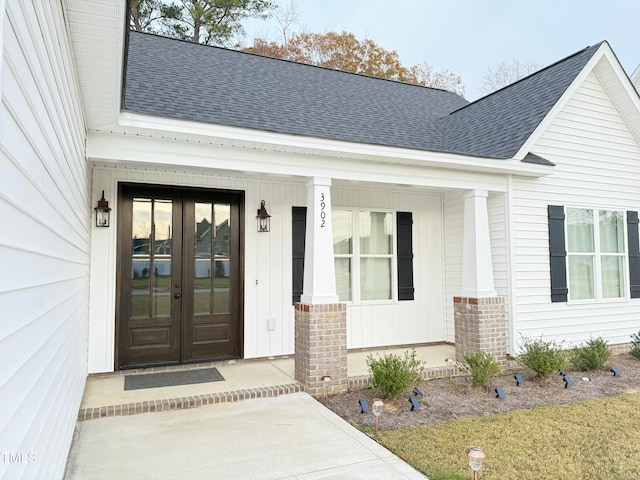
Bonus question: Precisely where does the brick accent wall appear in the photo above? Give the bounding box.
[454,296,507,365]
[294,303,348,396]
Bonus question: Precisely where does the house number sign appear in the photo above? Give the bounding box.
[320,193,326,227]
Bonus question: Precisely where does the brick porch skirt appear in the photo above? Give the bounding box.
[294,303,348,396]
[454,296,508,365]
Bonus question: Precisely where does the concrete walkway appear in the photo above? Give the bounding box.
[65,392,426,479]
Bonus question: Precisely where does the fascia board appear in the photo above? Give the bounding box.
[88,130,512,192]
[117,111,553,178]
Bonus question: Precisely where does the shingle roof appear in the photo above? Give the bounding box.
[440,43,603,158]
[124,31,602,160]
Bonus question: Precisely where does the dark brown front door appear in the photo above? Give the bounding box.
[116,185,243,369]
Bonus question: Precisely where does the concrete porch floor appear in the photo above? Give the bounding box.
[78,344,455,419]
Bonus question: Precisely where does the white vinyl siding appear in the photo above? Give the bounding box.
[1,1,89,479]
[511,70,640,347]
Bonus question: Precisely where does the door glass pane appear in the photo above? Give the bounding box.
[131,198,174,318]
[132,198,152,255]
[360,212,392,254]
[194,202,213,315]
[152,200,173,317]
[601,256,624,298]
[599,210,625,253]
[153,258,172,316]
[360,257,391,300]
[131,259,150,318]
[194,258,212,314]
[131,199,152,317]
[568,255,594,300]
[214,204,231,313]
[214,259,230,313]
[195,203,212,256]
[333,210,352,254]
[154,200,173,254]
[335,257,352,301]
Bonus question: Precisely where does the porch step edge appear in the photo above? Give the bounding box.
[76,383,303,421]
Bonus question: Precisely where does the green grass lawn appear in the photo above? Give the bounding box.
[378,392,640,480]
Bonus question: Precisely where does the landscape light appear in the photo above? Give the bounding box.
[495,387,505,399]
[610,367,621,377]
[372,398,383,434]
[514,373,524,386]
[466,446,486,480]
[359,398,369,413]
[320,375,332,403]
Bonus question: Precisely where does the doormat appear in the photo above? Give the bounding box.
[124,368,225,391]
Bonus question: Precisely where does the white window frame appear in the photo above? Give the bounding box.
[333,208,397,305]
[565,206,629,304]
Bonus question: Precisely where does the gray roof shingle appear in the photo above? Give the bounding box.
[124,32,602,160]
[440,43,602,158]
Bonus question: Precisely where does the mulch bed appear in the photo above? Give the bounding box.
[322,354,640,431]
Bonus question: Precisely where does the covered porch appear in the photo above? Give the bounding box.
[77,344,455,420]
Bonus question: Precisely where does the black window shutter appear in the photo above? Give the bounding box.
[627,211,640,298]
[292,207,307,304]
[548,205,568,302]
[396,212,415,301]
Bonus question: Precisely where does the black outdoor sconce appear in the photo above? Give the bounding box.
[256,200,271,232]
[95,190,111,227]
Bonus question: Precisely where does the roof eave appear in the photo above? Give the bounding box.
[116,111,554,177]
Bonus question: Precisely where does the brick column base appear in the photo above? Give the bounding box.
[295,303,348,397]
[454,296,507,365]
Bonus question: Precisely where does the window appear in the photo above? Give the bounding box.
[292,207,413,304]
[549,206,640,302]
[333,209,395,302]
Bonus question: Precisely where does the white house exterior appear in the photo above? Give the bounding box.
[3,0,640,477]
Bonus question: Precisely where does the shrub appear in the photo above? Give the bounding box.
[463,351,501,387]
[367,349,425,399]
[519,335,567,376]
[630,331,640,360]
[570,337,612,371]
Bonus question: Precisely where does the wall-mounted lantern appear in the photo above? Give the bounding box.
[256,200,271,232]
[95,190,111,227]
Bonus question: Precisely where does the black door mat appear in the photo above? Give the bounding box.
[124,368,225,391]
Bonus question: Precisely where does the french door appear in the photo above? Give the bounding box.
[116,185,243,369]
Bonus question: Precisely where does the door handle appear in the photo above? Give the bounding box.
[174,293,181,299]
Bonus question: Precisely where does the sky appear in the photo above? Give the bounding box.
[243,0,640,101]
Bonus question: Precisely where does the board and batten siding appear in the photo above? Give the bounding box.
[332,185,446,349]
[1,1,89,479]
[511,70,640,347]
[89,164,452,370]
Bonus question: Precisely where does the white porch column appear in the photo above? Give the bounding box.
[460,189,496,297]
[300,177,339,304]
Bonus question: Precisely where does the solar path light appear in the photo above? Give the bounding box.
[320,375,332,403]
[466,446,486,480]
[372,398,383,434]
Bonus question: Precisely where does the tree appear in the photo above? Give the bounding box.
[480,58,542,94]
[409,62,465,96]
[245,31,465,96]
[129,0,164,33]
[129,0,274,46]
